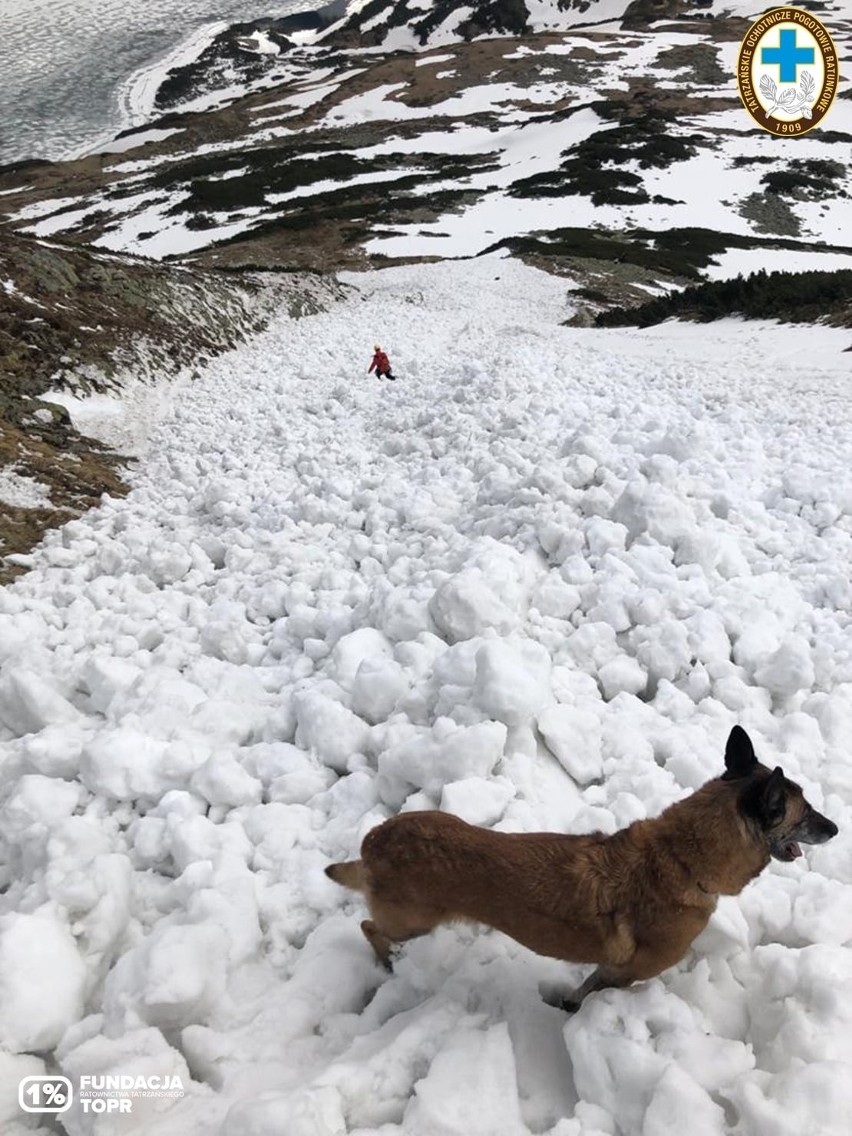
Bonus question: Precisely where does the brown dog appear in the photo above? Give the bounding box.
[326,726,837,1007]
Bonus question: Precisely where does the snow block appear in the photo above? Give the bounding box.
[428,543,534,643]
[331,627,393,690]
[532,571,582,619]
[472,638,552,725]
[0,667,80,736]
[190,752,263,808]
[377,720,507,808]
[0,913,86,1053]
[223,1086,346,1136]
[79,654,143,715]
[537,705,603,785]
[0,1051,45,1127]
[754,635,816,699]
[1,773,81,838]
[351,655,409,724]
[60,1025,193,1133]
[104,923,229,1031]
[22,722,86,778]
[294,690,371,773]
[440,776,515,826]
[405,1023,526,1136]
[80,728,191,800]
[379,591,436,642]
[598,655,647,701]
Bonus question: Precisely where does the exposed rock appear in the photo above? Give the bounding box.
[0,230,340,578]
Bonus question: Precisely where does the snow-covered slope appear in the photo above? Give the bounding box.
[2,4,850,285]
[1,258,851,1135]
[0,231,337,582]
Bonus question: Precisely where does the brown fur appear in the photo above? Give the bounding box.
[326,727,837,1005]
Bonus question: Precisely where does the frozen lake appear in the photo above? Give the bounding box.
[1,0,311,166]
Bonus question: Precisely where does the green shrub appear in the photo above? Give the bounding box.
[596,268,852,327]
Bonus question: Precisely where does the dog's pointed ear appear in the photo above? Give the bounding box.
[722,725,757,780]
[757,766,787,827]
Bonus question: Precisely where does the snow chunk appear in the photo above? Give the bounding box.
[294,690,371,773]
[754,635,816,699]
[191,751,263,807]
[734,1061,852,1136]
[537,705,603,785]
[0,913,86,1052]
[223,1086,346,1136]
[0,1051,45,1127]
[105,923,229,1031]
[60,1025,193,1131]
[472,638,552,725]
[405,1023,526,1136]
[79,655,143,715]
[598,655,648,701]
[331,627,393,689]
[377,720,507,808]
[565,987,732,1136]
[1,773,81,837]
[440,776,515,826]
[351,655,410,724]
[429,542,535,642]
[143,924,228,1026]
[0,667,80,736]
[563,622,620,675]
[631,621,692,687]
[80,728,197,800]
[644,1062,727,1136]
[532,571,582,619]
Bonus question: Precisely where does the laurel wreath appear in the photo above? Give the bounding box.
[759,71,816,119]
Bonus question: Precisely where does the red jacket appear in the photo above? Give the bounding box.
[369,350,390,373]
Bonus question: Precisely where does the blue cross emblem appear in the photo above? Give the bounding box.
[761,28,815,83]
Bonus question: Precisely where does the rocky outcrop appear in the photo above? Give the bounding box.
[0,230,339,579]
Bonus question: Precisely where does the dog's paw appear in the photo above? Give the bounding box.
[539,983,581,1014]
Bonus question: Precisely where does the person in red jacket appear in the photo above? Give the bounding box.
[368,344,396,381]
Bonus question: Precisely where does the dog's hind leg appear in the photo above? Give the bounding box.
[360,898,445,969]
[361,920,396,970]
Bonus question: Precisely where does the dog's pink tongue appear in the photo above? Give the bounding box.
[788,842,803,859]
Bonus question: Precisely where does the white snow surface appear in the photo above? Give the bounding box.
[0,469,52,511]
[1,258,852,1135]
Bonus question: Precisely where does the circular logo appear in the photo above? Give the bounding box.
[737,7,839,136]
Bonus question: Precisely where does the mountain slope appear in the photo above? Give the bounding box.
[1,258,851,1135]
[0,231,338,580]
[1,1,850,297]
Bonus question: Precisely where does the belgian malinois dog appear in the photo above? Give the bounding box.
[326,726,837,1007]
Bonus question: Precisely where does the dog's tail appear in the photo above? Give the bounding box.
[325,860,365,891]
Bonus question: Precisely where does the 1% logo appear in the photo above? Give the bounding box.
[19,1075,73,1113]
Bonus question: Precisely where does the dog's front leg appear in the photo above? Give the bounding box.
[562,968,613,1010]
[543,963,638,1012]
[541,967,612,1013]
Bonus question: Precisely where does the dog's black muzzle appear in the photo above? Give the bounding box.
[770,808,838,862]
